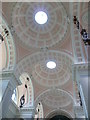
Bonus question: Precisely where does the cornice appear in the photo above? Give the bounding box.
[0,70,14,80]
[0,70,21,87]
[72,63,88,70]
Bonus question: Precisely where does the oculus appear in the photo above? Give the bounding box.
[46,61,56,69]
[35,11,48,24]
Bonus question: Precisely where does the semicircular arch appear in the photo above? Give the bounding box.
[34,88,74,109]
[0,14,16,71]
[45,109,74,119]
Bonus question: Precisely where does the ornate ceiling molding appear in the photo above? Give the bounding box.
[14,50,73,87]
[35,89,74,109]
[0,15,16,71]
[12,2,68,48]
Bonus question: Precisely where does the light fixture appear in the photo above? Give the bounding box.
[35,11,48,24]
[73,16,90,45]
[46,61,56,69]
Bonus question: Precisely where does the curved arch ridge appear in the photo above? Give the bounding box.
[46,109,73,119]
[0,15,16,71]
[35,89,74,109]
[35,102,44,119]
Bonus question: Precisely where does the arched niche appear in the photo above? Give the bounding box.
[12,73,34,108]
[0,15,16,71]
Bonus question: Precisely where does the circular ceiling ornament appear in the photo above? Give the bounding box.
[12,2,68,48]
[35,89,73,109]
[14,51,73,87]
[35,11,48,24]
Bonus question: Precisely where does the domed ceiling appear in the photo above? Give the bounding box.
[12,2,68,48]
[35,89,73,109]
[15,51,73,87]
[2,2,88,118]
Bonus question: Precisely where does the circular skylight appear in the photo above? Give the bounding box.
[46,61,56,69]
[35,11,48,24]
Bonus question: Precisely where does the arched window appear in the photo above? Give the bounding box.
[12,88,17,104]
[35,102,44,119]
[12,73,34,108]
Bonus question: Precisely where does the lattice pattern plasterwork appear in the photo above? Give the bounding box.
[14,51,73,87]
[0,15,16,70]
[32,61,70,87]
[35,89,73,109]
[12,2,68,48]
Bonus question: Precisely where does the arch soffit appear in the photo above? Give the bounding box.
[0,14,16,71]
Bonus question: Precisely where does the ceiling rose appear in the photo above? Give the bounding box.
[35,11,48,24]
[12,3,68,48]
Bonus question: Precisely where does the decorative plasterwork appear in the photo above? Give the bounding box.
[0,15,16,70]
[82,11,88,26]
[35,89,73,109]
[14,50,73,87]
[12,2,68,48]
[69,3,86,63]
